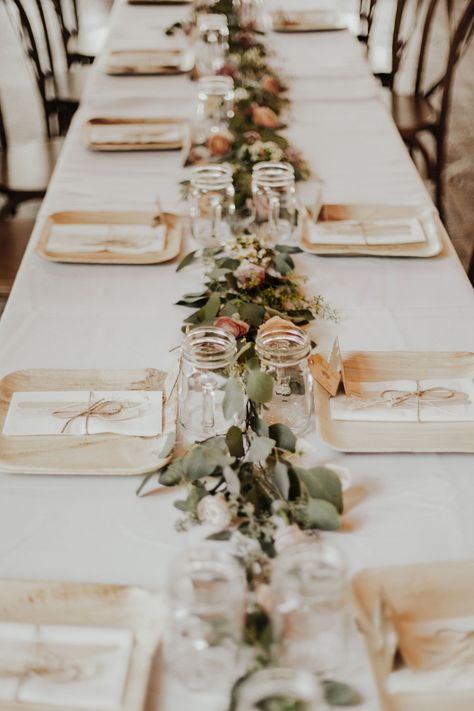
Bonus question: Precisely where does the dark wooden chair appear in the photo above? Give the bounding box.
[49,0,95,67]
[358,0,378,45]
[0,217,35,296]
[469,246,474,286]
[390,0,474,221]
[0,96,63,218]
[4,0,88,136]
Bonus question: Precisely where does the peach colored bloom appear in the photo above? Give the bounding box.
[215,316,250,339]
[207,130,234,157]
[197,494,232,528]
[261,75,281,95]
[234,261,266,289]
[252,105,279,129]
[259,316,295,334]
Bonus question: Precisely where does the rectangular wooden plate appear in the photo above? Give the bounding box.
[272,10,347,32]
[315,351,474,452]
[103,49,194,76]
[300,204,444,258]
[0,368,177,475]
[0,578,167,711]
[36,211,184,265]
[83,117,189,152]
[353,561,474,711]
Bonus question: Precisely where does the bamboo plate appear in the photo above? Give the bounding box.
[271,10,347,32]
[300,204,444,258]
[0,578,167,711]
[0,368,177,475]
[128,0,191,4]
[315,351,474,452]
[36,211,185,265]
[83,117,189,152]
[353,561,474,711]
[103,49,194,76]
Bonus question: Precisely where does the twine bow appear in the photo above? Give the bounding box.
[53,396,139,434]
[414,627,474,671]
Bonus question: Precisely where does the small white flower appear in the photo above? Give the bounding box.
[234,87,250,102]
[248,140,284,163]
[196,494,232,529]
[274,523,307,554]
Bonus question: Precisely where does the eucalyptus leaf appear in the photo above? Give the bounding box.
[176,250,197,272]
[236,341,255,362]
[203,293,221,320]
[275,244,302,254]
[246,369,273,403]
[225,426,245,459]
[295,466,343,513]
[223,377,245,421]
[247,436,276,464]
[273,461,290,499]
[223,464,241,495]
[323,680,360,706]
[238,302,266,326]
[268,423,297,453]
[206,529,232,541]
[301,498,340,530]
[249,415,269,436]
[272,253,292,275]
[182,445,233,481]
[159,459,184,486]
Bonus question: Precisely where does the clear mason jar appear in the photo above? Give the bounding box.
[252,162,297,243]
[271,541,350,676]
[255,324,312,434]
[179,325,240,440]
[190,164,235,246]
[235,668,326,711]
[165,547,247,692]
[195,13,229,76]
[196,74,235,139]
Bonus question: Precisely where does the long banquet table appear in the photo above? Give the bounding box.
[1,0,474,708]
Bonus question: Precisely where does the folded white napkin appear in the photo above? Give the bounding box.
[308,217,426,246]
[388,615,474,693]
[330,378,474,423]
[3,390,163,436]
[88,122,182,147]
[48,223,166,255]
[105,50,181,73]
[273,9,345,30]
[0,621,133,709]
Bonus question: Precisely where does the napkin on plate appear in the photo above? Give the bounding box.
[105,50,182,73]
[387,615,474,693]
[273,10,345,30]
[330,378,474,423]
[0,621,133,709]
[3,390,163,436]
[48,223,166,255]
[307,217,427,246]
[88,122,182,147]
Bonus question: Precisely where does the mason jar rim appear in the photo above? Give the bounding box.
[252,161,295,189]
[255,326,310,366]
[197,74,234,94]
[236,667,323,710]
[271,540,348,590]
[182,325,237,368]
[191,164,234,190]
[197,12,229,32]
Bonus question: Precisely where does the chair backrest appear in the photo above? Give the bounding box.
[359,0,378,45]
[0,96,7,151]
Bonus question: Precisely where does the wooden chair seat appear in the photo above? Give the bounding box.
[0,137,63,194]
[0,217,35,296]
[391,94,438,138]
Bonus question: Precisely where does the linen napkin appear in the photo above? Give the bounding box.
[307,217,427,246]
[0,621,133,709]
[272,10,346,31]
[104,49,182,73]
[3,390,163,436]
[48,223,166,255]
[330,378,474,423]
[88,122,182,147]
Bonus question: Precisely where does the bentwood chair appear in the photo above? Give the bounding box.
[49,0,95,67]
[4,0,88,136]
[0,95,62,218]
[358,0,378,45]
[0,217,35,296]
[390,0,474,221]
[468,248,474,286]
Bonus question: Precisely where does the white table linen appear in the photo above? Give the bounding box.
[0,0,473,708]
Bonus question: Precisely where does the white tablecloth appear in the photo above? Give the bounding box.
[0,1,473,708]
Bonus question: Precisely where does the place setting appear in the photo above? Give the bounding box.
[82,116,190,152]
[101,47,194,75]
[271,8,348,33]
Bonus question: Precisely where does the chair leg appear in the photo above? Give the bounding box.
[468,247,474,286]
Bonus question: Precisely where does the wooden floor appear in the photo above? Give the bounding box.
[0,0,473,316]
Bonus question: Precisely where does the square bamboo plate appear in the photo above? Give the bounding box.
[103,49,194,76]
[353,561,474,711]
[300,204,444,258]
[0,578,167,711]
[0,368,177,476]
[271,10,347,32]
[36,211,184,265]
[314,351,474,452]
[83,117,189,152]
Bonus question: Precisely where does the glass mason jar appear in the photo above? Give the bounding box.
[195,13,229,76]
[235,668,326,711]
[196,75,235,139]
[271,541,350,676]
[190,164,235,246]
[255,324,312,434]
[252,162,297,243]
[166,547,246,691]
[179,325,240,440]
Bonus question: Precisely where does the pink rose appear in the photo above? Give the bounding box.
[243,130,261,144]
[217,62,239,79]
[234,261,266,289]
[252,105,279,129]
[261,75,281,95]
[215,316,250,339]
[207,130,234,157]
[234,31,257,48]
